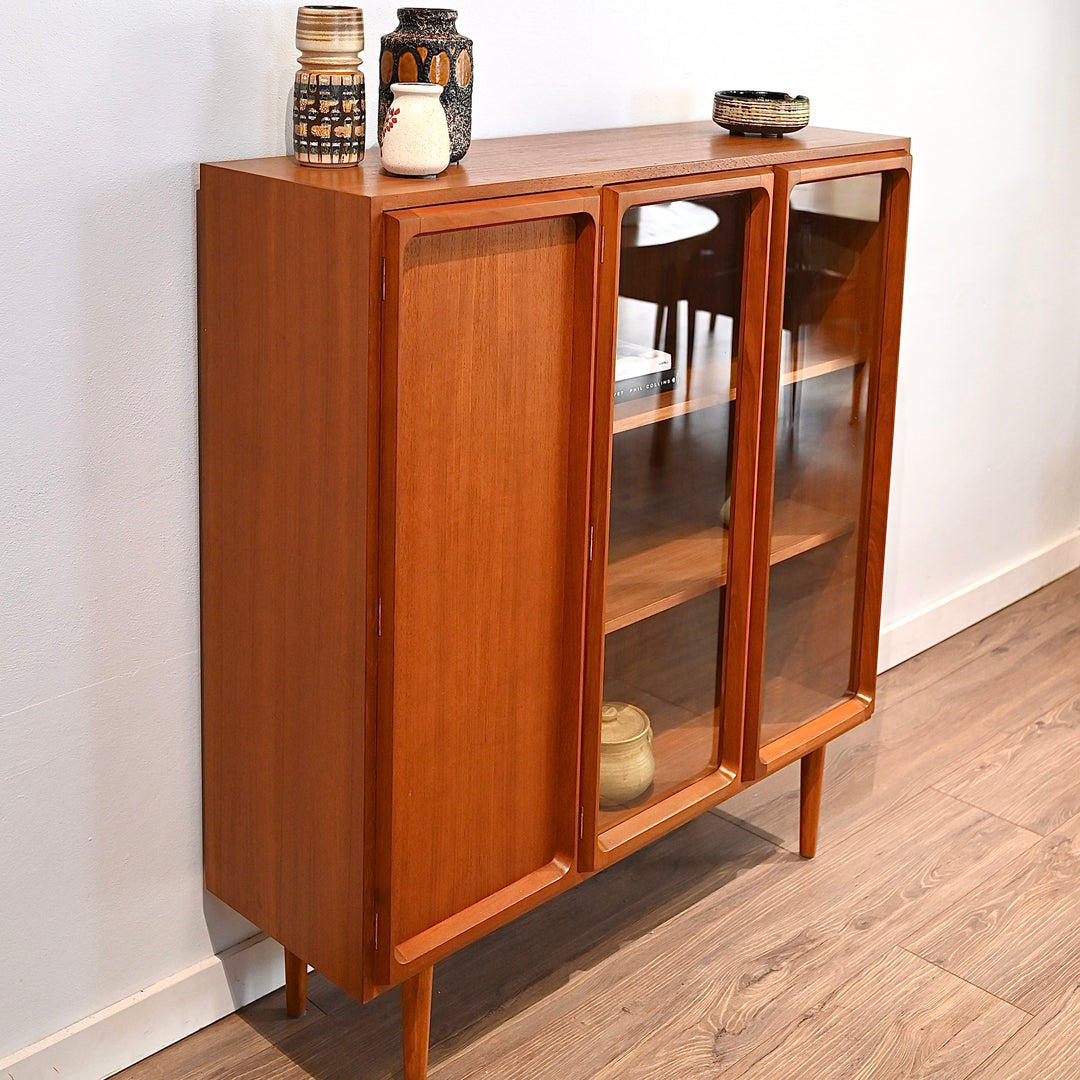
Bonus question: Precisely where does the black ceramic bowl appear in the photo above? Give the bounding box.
[713,91,810,136]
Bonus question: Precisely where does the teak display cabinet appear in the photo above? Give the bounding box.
[199,122,910,1079]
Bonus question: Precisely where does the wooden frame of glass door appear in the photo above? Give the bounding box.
[581,169,773,871]
[744,152,912,783]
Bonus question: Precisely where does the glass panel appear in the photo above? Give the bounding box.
[599,191,749,832]
[761,172,885,745]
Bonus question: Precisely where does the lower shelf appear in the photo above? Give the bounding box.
[599,590,727,835]
[759,532,863,744]
[605,498,853,633]
[758,677,849,748]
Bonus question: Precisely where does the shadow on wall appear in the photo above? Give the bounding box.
[69,2,299,1002]
[76,159,258,998]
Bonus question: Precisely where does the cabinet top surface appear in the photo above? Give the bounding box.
[203,122,909,209]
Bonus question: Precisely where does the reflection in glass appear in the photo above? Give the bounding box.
[614,194,747,425]
[599,192,750,831]
[761,173,885,744]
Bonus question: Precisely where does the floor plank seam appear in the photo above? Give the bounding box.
[927,786,1054,839]
[955,1025,1037,1080]
[878,799,1046,950]
[896,945,1037,1017]
[1052,807,1080,835]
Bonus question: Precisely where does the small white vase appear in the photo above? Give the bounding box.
[380,82,451,177]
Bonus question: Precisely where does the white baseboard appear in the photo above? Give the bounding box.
[0,934,283,1080]
[878,529,1080,672]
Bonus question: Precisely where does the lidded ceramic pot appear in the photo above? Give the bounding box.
[378,8,473,163]
[293,5,365,167]
[380,82,451,177]
[598,702,655,807]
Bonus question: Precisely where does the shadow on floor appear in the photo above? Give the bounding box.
[240,811,786,1079]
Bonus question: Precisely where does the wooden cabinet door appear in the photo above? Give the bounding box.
[375,190,600,985]
[744,153,911,780]
[581,170,773,870]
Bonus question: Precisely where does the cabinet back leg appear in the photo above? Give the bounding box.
[799,746,826,858]
[402,966,434,1080]
[284,948,308,1018]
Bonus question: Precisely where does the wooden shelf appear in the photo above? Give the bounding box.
[759,677,849,748]
[605,526,729,633]
[605,498,852,633]
[780,353,861,387]
[613,388,730,434]
[613,356,734,435]
[767,499,853,564]
[611,352,860,436]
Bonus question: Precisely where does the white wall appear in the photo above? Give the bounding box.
[2,0,1078,1073]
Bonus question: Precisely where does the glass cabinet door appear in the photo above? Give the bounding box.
[748,156,911,774]
[582,172,772,868]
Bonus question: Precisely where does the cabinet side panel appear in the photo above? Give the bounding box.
[387,218,586,952]
[199,168,370,996]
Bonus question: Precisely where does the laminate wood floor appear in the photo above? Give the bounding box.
[117,569,1080,1080]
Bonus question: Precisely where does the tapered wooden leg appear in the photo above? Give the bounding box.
[799,746,826,859]
[284,948,308,1018]
[402,966,434,1080]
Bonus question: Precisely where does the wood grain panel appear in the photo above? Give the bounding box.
[906,811,1080,1014]
[722,947,1026,1080]
[966,980,1080,1080]
[850,163,910,697]
[934,696,1080,835]
[379,204,596,977]
[430,789,1035,1080]
[199,166,371,997]
[206,126,908,211]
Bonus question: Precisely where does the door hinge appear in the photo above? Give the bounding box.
[588,525,595,562]
[380,257,387,301]
[377,597,382,637]
[600,225,605,264]
[374,912,379,946]
[580,807,585,839]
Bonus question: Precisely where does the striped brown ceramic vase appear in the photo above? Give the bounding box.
[293,6,366,167]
